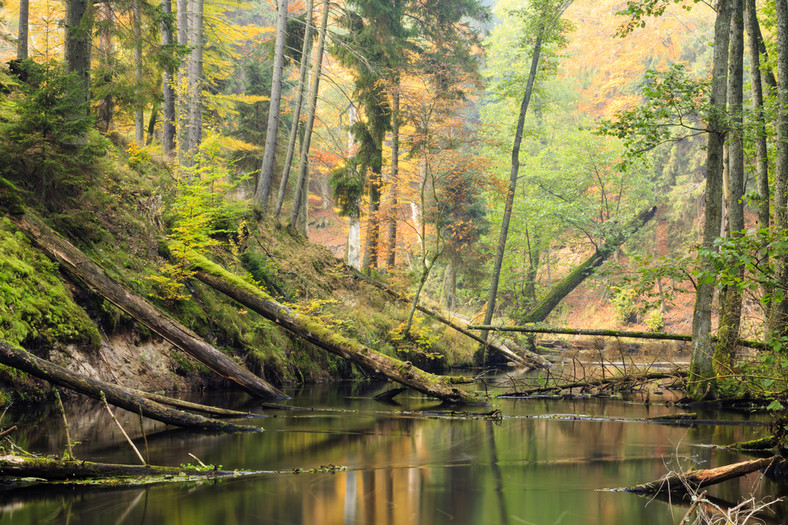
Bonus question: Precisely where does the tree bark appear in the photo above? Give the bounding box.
[770,0,788,336]
[161,0,176,155]
[275,0,314,218]
[626,456,780,495]
[520,206,657,324]
[0,341,256,432]
[386,83,400,269]
[255,0,289,211]
[17,0,28,60]
[185,0,204,165]
[690,0,731,398]
[176,0,189,164]
[64,0,92,145]
[10,213,286,400]
[289,0,329,230]
[96,1,114,134]
[185,253,481,404]
[716,0,744,369]
[134,0,145,145]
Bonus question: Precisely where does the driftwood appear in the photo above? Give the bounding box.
[349,268,551,368]
[186,253,481,404]
[468,324,767,350]
[0,454,234,482]
[0,341,256,432]
[10,212,286,400]
[626,456,781,494]
[132,390,251,418]
[502,371,688,396]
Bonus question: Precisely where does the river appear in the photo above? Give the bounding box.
[0,379,785,524]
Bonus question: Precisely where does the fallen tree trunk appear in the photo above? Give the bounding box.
[467,325,767,350]
[0,454,234,481]
[349,268,551,368]
[131,389,252,418]
[521,206,658,324]
[187,253,481,404]
[0,341,256,432]
[626,456,780,494]
[10,212,286,400]
[502,370,688,396]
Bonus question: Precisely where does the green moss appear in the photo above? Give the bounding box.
[0,218,100,351]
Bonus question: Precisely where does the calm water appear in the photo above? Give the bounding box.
[1,380,786,524]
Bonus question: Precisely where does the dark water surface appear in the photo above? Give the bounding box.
[1,381,786,524]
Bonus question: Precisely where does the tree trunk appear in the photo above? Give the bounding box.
[161,0,176,155]
[96,1,114,134]
[363,168,382,269]
[0,341,256,432]
[716,0,744,369]
[275,0,314,218]
[346,103,362,269]
[770,0,788,336]
[521,206,657,324]
[626,456,780,495]
[64,0,92,145]
[690,0,731,398]
[386,83,400,269]
[477,34,543,364]
[185,0,204,165]
[134,0,144,145]
[17,0,28,60]
[10,213,286,400]
[186,254,481,404]
[255,0,289,211]
[289,0,329,230]
[176,0,189,164]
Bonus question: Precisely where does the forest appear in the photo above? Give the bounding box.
[1,0,788,523]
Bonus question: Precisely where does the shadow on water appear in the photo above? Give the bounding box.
[1,380,787,524]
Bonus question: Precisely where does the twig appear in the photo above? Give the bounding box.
[138,407,149,464]
[101,392,146,465]
[188,452,207,468]
[0,425,17,438]
[53,388,74,460]
[680,490,706,523]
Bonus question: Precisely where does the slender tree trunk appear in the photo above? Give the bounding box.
[477,35,543,365]
[716,0,744,369]
[745,0,769,233]
[64,0,92,145]
[386,83,400,270]
[146,101,158,145]
[346,103,362,269]
[134,0,144,145]
[770,0,788,336]
[185,0,204,165]
[255,0,289,211]
[161,0,176,155]
[176,0,189,164]
[289,0,329,230]
[96,1,114,134]
[690,0,732,398]
[275,0,314,218]
[17,0,28,60]
[363,165,382,269]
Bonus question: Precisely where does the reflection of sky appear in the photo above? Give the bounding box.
[1,387,784,525]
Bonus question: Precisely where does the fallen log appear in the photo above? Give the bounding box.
[0,453,234,482]
[625,456,781,494]
[469,324,766,350]
[502,370,688,396]
[130,389,252,418]
[0,341,257,432]
[349,268,550,368]
[10,212,286,400]
[186,253,481,404]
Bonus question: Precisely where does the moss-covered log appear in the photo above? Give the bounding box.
[521,206,657,324]
[349,268,551,368]
[10,212,286,400]
[187,254,481,404]
[467,325,767,350]
[502,370,687,396]
[625,456,781,494]
[0,341,257,432]
[0,454,235,482]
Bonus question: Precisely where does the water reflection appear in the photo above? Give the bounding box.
[0,382,785,524]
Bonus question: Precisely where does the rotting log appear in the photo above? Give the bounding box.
[187,253,482,404]
[133,390,252,418]
[349,268,551,368]
[625,456,781,494]
[520,206,658,324]
[468,325,767,350]
[0,341,257,432]
[10,212,286,400]
[0,454,235,482]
